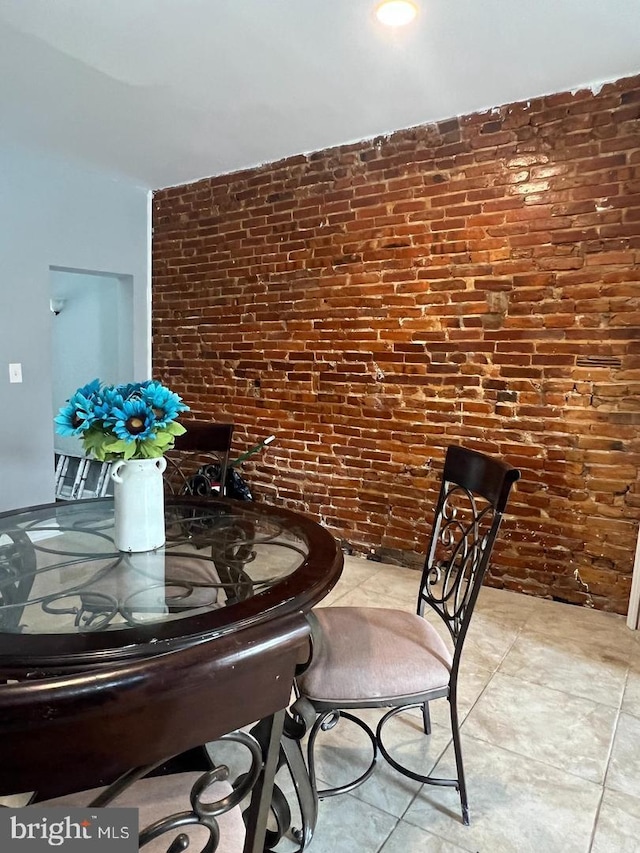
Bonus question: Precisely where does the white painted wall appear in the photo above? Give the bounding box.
[0,142,150,511]
[627,524,640,630]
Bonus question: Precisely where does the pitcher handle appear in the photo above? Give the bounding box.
[156,457,167,474]
[111,460,126,484]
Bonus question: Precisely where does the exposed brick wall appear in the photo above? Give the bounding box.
[153,75,640,614]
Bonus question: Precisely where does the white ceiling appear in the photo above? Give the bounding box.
[1,0,639,189]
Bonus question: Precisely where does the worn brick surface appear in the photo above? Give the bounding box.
[153,75,640,614]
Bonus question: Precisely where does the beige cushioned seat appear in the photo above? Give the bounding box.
[298,607,452,705]
[42,771,245,853]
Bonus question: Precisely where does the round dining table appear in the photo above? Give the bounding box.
[0,495,343,852]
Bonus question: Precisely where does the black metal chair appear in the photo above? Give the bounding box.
[164,422,235,498]
[295,445,520,825]
[39,769,247,853]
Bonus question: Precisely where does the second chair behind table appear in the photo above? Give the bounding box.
[164,422,235,498]
[295,444,521,826]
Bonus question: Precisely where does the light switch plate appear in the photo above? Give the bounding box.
[9,363,22,383]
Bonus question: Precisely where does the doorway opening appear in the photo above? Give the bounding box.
[50,267,134,458]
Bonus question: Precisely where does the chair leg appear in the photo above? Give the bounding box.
[449,695,469,826]
[376,702,469,824]
[421,701,431,735]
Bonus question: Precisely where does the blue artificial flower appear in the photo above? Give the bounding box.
[93,387,125,422]
[75,378,102,401]
[141,381,189,427]
[115,382,144,401]
[111,398,157,443]
[54,402,84,436]
[54,391,97,436]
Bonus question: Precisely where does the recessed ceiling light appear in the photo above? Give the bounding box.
[375,0,418,27]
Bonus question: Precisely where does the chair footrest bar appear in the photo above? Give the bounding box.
[308,711,377,799]
[376,706,460,789]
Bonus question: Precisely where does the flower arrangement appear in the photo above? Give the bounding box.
[55,379,190,461]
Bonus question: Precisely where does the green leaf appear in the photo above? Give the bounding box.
[153,432,175,448]
[89,444,106,462]
[81,428,116,462]
[166,421,187,436]
[103,439,129,454]
[135,437,165,458]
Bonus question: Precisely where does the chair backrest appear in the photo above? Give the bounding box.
[418,445,520,665]
[164,422,234,498]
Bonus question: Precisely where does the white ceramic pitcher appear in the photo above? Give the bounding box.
[111,457,167,552]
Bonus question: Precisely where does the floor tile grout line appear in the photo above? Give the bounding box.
[599,666,626,790]
[452,726,610,789]
[500,619,635,647]
[587,787,607,853]
[458,664,499,729]
[476,667,627,714]
[488,667,630,712]
[587,673,627,853]
[374,817,400,853]
[495,612,525,664]
[399,811,481,853]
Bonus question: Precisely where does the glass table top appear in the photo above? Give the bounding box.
[0,497,339,665]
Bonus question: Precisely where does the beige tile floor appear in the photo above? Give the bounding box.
[297,554,640,853]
